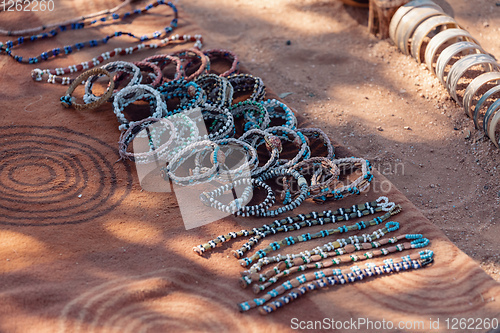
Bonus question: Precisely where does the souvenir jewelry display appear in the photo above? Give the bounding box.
[0,0,179,64]
[60,67,114,110]
[193,196,395,256]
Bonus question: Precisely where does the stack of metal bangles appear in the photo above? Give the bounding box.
[390,0,500,148]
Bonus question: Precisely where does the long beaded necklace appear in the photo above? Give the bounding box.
[242,219,402,275]
[193,196,395,256]
[238,207,402,268]
[0,0,178,64]
[245,250,434,314]
[243,235,429,291]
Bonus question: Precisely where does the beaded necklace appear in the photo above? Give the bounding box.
[193,196,394,256]
[244,250,434,314]
[0,0,178,64]
[243,234,429,291]
[239,244,430,312]
[31,34,203,85]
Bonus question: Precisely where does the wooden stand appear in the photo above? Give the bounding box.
[369,0,410,39]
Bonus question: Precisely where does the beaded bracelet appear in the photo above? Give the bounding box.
[317,157,373,202]
[1,1,179,65]
[118,117,176,163]
[157,79,206,116]
[229,100,270,131]
[263,126,310,169]
[242,212,402,275]
[166,140,223,186]
[203,49,240,77]
[197,104,235,140]
[251,168,309,218]
[298,128,334,160]
[200,177,275,215]
[228,73,266,102]
[254,250,434,314]
[281,157,340,204]
[238,208,400,269]
[192,196,395,256]
[84,61,142,104]
[171,48,210,81]
[30,34,203,85]
[113,83,167,130]
[261,99,297,130]
[237,130,282,176]
[245,234,429,292]
[60,67,114,110]
[114,61,163,88]
[484,99,500,148]
[142,54,184,82]
[194,138,259,181]
[194,74,234,108]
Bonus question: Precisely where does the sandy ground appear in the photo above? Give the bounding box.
[180,0,500,281]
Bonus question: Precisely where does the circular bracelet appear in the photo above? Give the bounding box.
[473,84,500,129]
[60,67,114,110]
[228,73,266,102]
[198,104,235,140]
[142,54,184,82]
[435,41,485,87]
[323,157,373,201]
[446,53,499,104]
[253,168,309,218]
[84,61,142,104]
[118,117,176,163]
[424,28,480,75]
[264,126,310,169]
[166,140,222,186]
[194,74,234,108]
[463,72,500,119]
[239,129,282,176]
[203,49,240,77]
[157,79,206,116]
[114,61,163,88]
[483,99,500,148]
[261,99,297,130]
[298,128,335,160]
[195,138,259,180]
[281,157,340,204]
[113,83,167,130]
[229,100,270,132]
[171,48,210,81]
[200,177,275,215]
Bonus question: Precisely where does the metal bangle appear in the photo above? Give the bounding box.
[473,85,500,129]
[395,7,444,55]
[389,0,443,43]
[446,53,499,104]
[410,15,459,63]
[463,72,500,118]
[435,41,485,87]
[424,28,479,74]
[485,100,500,148]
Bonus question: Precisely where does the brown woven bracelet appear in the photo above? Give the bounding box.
[60,67,114,110]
